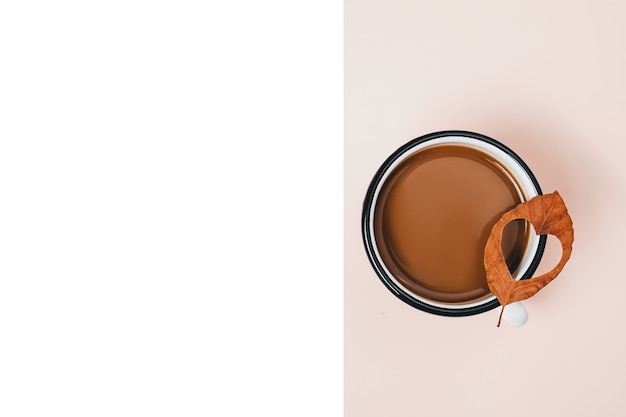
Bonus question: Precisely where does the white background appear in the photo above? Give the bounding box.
[0,2,342,415]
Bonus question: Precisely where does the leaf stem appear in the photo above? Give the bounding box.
[497,305,504,327]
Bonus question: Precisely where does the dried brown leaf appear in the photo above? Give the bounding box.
[484,191,574,326]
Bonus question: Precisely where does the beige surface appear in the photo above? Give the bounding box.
[345,1,626,416]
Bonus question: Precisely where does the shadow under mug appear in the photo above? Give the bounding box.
[362,131,546,316]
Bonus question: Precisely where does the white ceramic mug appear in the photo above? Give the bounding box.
[362,131,546,319]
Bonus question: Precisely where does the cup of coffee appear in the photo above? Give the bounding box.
[362,131,546,316]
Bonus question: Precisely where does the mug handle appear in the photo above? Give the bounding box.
[501,301,528,327]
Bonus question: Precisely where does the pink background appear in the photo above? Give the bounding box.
[345,1,626,416]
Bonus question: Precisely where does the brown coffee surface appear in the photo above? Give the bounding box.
[374,145,527,303]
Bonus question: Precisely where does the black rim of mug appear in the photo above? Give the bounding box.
[361,130,547,317]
